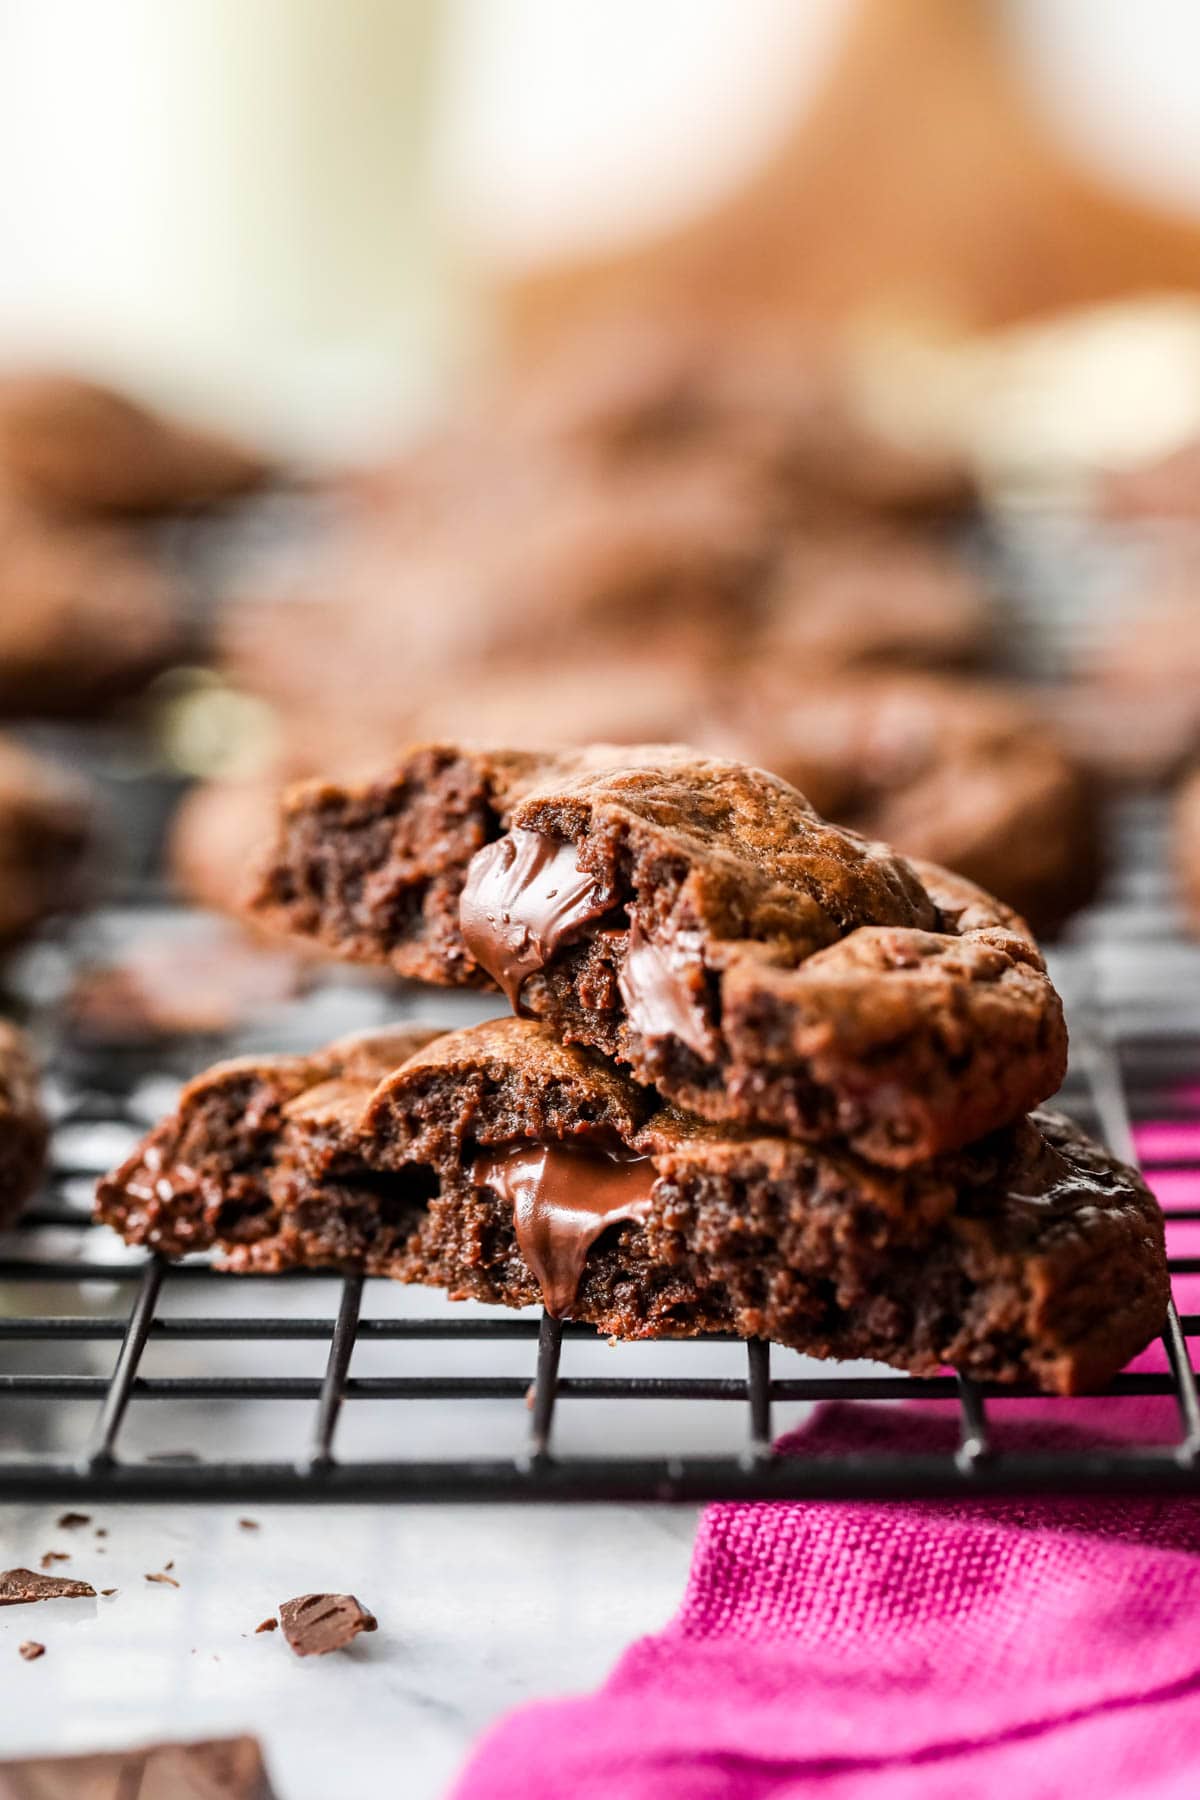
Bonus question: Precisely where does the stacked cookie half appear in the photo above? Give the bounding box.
[97,745,1167,1392]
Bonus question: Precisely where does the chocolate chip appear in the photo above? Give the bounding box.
[100,1588,117,1597]
[255,1617,278,1634]
[18,1641,45,1661]
[56,1512,91,1530]
[278,1593,377,1657]
[0,1568,96,1605]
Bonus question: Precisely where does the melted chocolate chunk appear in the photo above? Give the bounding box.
[618,920,715,1058]
[474,1141,655,1316]
[459,828,612,1008]
[279,1592,377,1657]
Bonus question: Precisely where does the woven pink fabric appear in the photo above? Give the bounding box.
[455,1128,1200,1800]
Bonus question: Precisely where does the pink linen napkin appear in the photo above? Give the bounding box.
[455,1122,1200,1800]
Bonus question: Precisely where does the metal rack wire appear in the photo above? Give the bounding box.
[1,794,1199,1502]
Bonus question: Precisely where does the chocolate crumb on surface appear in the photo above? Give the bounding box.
[239,1518,260,1531]
[145,1570,180,1588]
[39,1551,70,1568]
[0,1734,276,1798]
[255,1616,278,1634]
[18,1641,45,1661]
[56,1511,91,1530]
[279,1592,377,1657]
[0,1568,96,1605]
[100,1588,117,1597]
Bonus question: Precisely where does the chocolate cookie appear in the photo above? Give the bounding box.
[95,1027,440,1263]
[755,527,991,672]
[0,735,91,942]
[714,673,1101,934]
[0,498,179,714]
[95,1017,1167,1393]
[0,1021,47,1227]
[249,744,1067,1165]
[0,372,268,514]
[1176,768,1200,932]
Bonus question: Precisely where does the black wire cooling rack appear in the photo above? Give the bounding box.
[1,794,1199,1504]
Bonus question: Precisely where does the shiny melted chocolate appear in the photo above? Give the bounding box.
[617,920,715,1058]
[459,829,612,1010]
[473,1141,655,1317]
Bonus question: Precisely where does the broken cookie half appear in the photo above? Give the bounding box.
[96,1018,1167,1394]
[248,743,1067,1167]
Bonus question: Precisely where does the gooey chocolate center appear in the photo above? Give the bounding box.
[472,1141,655,1317]
[459,829,612,1010]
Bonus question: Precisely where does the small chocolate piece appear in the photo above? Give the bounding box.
[278,1592,377,1657]
[18,1641,45,1661]
[38,1553,69,1569]
[100,1588,117,1597]
[145,1570,180,1588]
[475,1142,655,1316]
[0,1568,96,1605]
[255,1617,278,1633]
[238,1518,260,1531]
[55,1512,90,1530]
[0,1734,276,1797]
[251,743,1067,1165]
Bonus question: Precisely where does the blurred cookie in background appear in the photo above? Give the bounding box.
[708,672,1101,937]
[756,525,991,673]
[0,372,270,516]
[0,735,92,945]
[1068,542,1200,785]
[65,918,307,1047]
[0,1020,46,1228]
[217,478,992,779]
[168,774,286,924]
[0,498,180,716]
[487,310,975,520]
[1176,768,1200,936]
[1098,440,1200,521]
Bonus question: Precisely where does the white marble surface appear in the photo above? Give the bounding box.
[0,1494,699,1797]
[1,1262,797,1798]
